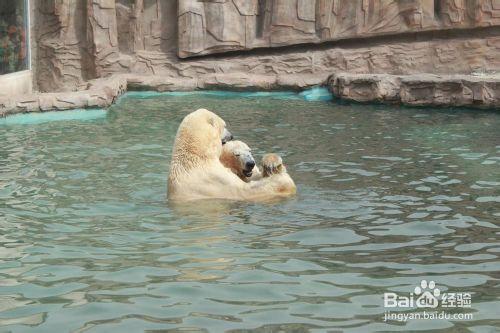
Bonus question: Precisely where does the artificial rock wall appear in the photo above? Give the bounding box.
[34,0,178,92]
[32,0,500,93]
[178,0,500,57]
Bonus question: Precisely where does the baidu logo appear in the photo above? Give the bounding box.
[384,280,471,309]
[414,280,440,308]
[383,280,474,322]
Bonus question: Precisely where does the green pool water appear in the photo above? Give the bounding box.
[0,91,499,332]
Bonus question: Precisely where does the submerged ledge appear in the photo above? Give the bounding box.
[0,109,107,125]
[1,72,499,117]
[119,88,333,102]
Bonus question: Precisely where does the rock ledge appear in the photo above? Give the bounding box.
[329,73,500,109]
[2,72,500,117]
[0,73,327,117]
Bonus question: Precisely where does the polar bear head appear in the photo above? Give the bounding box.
[220,140,256,181]
[171,108,233,163]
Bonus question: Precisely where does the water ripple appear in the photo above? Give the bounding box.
[0,95,499,332]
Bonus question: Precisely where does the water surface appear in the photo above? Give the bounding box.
[0,92,499,332]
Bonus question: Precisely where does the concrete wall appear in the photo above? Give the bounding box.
[0,70,32,97]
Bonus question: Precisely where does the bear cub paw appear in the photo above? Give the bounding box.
[261,153,286,177]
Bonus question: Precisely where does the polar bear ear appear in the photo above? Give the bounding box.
[208,117,216,127]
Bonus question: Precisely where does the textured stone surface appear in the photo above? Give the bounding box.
[330,73,401,103]
[34,0,178,92]
[34,0,94,92]
[329,73,500,108]
[178,0,500,57]
[127,34,500,80]
[33,0,500,93]
[87,0,121,77]
[1,76,127,116]
[1,72,326,116]
[24,0,500,111]
[3,72,500,117]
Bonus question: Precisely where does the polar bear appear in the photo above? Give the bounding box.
[167,109,296,202]
[220,140,290,183]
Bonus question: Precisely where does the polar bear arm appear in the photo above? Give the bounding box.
[241,173,296,200]
[199,165,295,201]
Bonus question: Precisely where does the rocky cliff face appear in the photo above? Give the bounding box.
[32,0,500,93]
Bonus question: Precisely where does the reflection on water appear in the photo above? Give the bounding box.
[0,93,499,332]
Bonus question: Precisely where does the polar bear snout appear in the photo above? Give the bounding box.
[222,128,233,145]
[243,159,256,177]
[245,160,256,170]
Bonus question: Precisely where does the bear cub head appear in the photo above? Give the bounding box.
[220,140,256,181]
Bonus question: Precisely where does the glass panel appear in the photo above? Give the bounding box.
[0,0,28,75]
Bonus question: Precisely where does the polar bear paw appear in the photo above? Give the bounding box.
[262,153,286,177]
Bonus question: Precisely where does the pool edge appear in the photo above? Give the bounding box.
[2,72,500,117]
